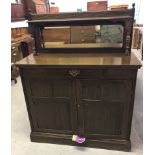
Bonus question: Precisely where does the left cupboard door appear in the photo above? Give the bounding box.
[22,70,77,135]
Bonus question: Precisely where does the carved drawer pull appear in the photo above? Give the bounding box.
[69,69,80,77]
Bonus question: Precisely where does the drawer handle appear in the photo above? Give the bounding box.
[69,69,80,77]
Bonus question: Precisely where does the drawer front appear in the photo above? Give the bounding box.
[78,69,136,79]
[22,68,136,80]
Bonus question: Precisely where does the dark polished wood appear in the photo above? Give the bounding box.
[17,52,141,151]
[27,5,135,54]
[31,132,131,151]
[17,3,142,151]
[28,9,134,20]
[16,52,141,67]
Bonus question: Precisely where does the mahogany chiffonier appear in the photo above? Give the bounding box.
[16,4,142,151]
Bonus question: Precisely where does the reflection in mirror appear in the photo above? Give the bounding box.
[42,25,123,48]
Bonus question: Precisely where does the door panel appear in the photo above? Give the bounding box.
[25,78,77,134]
[83,100,123,135]
[77,79,132,139]
[32,98,72,130]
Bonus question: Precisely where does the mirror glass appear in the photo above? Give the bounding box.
[41,25,124,48]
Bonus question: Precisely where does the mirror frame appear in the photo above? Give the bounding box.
[28,3,135,54]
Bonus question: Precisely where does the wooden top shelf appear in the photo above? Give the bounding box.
[16,52,141,68]
[28,16,132,24]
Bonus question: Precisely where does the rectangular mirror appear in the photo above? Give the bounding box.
[41,25,124,49]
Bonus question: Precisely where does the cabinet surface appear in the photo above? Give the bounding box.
[17,52,141,151]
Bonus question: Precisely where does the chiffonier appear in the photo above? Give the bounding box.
[16,4,142,151]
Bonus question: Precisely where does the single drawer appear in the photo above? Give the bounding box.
[77,69,137,79]
[23,68,71,79]
[68,68,136,79]
[22,68,137,80]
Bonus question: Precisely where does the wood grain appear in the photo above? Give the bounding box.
[16,52,141,67]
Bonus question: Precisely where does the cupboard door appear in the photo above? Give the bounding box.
[24,77,77,135]
[76,79,132,139]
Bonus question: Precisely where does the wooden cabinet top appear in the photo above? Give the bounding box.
[16,52,141,68]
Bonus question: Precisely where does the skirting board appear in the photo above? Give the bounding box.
[30,132,131,152]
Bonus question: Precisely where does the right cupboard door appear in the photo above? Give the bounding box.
[76,79,133,139]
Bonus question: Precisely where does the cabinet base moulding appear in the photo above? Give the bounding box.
[30,132,131,151]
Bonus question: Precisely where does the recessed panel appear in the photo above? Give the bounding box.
[80,80,127,101]
[32,98,72,131]
[83,100,123,135]
[30,79,51,97]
